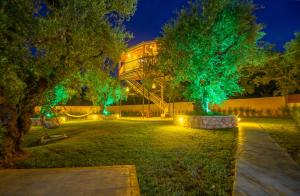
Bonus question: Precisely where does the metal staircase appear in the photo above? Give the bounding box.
[119,40,169,116]
[125,80,168,115]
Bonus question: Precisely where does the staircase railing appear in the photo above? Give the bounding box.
[125,80,168,114]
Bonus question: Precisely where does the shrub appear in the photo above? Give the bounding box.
[239,107,245,117]
[227,107,233,115]
[257,110,263,117]
[233,108,239,116]
[250,109,257,117]
[121,111,141,117]
[290,105,300,127]
[266,109,273,117]
[244,107,251,117]
[280,106,290,117]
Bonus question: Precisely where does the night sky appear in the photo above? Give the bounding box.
[126,0,300,51]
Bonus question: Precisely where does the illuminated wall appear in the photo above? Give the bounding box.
[34,95,299,117]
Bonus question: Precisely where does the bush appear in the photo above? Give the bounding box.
[121,111,141,117]
[266,109,273,117]
[189,111,225,116]
[238,107,244,117]
[250,109,257,117]
[244,107,251,117]
[280,106,290,117]
[290,105,300,127]
[257,110,263,117]
[227,107,233,115]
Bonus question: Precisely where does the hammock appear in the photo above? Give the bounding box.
[63,112,91,118]
[62,106,93,118]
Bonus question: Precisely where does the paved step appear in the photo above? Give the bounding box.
[0,165,140,196]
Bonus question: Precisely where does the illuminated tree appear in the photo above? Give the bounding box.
[0,0,136,166]
[158,0,263,113]
[84,71,126,115]
[41,85,69,117]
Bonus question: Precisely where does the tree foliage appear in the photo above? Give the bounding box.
[0,0,136,166]
[40,83,70,117]
[240,33,300,96]
[158,0,263,112]
[83,71,126,115]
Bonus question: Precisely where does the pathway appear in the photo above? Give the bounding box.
[233,122,300,196]
[0,165,140,196]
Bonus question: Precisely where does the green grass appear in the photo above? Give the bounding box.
[243,117,300,165]
[17,119,237,195]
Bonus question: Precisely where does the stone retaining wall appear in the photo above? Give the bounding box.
[31,117,66,126]
[31,114,120,126]
[174,115,237,129]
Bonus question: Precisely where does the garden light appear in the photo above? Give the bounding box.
[126,87,130,92]
[93,115,97,120]
[152,83,156,89]
[179,117,183,123]
[238,117,241,122]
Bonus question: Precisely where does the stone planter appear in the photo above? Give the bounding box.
[102,114,119,120]
[31,116,66,127]
[174,115,237,129]
[31,118,42,126]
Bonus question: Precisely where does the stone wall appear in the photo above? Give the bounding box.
[31,116,66,126]
[174,115,237,129]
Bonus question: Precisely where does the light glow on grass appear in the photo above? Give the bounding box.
[179,117,184,123]
[93,115,97,120]
[21,120,236,195]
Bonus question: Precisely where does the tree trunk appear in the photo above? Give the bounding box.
[193,99,203,114]
[1,77,48,167]
[0,104,33,168]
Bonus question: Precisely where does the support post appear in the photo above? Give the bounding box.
[160,76,165,116]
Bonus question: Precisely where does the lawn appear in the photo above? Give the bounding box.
[243,117,300,165]
[17,119,237,195]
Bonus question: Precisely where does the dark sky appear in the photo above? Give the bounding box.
[126,0,300,51]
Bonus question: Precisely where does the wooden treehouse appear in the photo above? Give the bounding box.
[119,41,168,116]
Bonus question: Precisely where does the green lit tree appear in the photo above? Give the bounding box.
[41,85,69,117]
[158,0,263,113]
[84,71,126,115]
[0,0,136,166]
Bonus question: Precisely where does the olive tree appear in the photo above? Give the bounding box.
[158,0,263,113]
[0,0,136,166]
